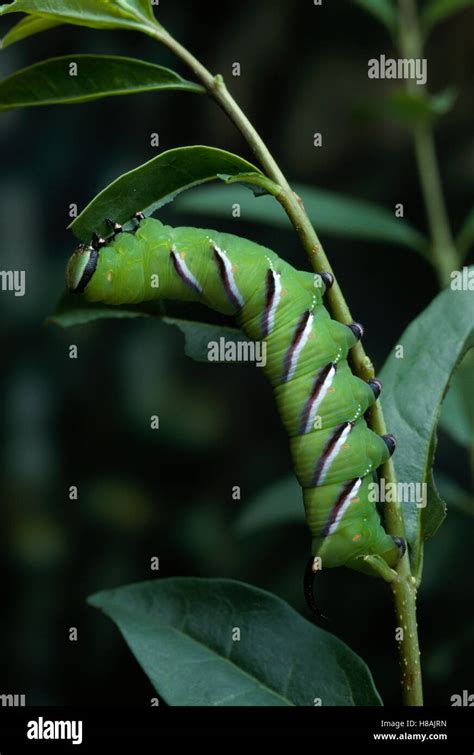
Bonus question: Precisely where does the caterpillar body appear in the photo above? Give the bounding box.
[66,217,405,586]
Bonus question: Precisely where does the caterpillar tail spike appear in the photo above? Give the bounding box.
[304,556,328,621]
[66,218,404,579]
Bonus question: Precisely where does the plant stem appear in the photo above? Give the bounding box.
[390,568,423,705]
[149,22,423,706]
[149,27,372,380]
[398,0,458,287]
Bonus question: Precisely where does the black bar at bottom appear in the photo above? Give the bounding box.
[0,705,471,750]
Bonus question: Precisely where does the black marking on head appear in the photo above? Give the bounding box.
[382,434,397,457]
[347,321,364,341]
[134,211,145,222]
[73,248,99,294]
[392,536,406,559]
[368,377,382,399]
[321,272,334,291]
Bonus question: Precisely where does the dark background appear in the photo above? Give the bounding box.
[0,0,472,706]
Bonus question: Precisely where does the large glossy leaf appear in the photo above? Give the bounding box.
[380,274,474,577]
[69,146,264,241]
[88,577,382,706]
[422,0,474,34]
[0,55,204,110]
[175,184,427,254]
[0,14,60,48]
[0,0,161,34]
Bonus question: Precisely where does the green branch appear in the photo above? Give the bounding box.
[398,0,458,288]
[148,22,422,706]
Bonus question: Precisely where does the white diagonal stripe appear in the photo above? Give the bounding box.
[317,422,352,485]
[328,478,362,535]
[304,364,336,433]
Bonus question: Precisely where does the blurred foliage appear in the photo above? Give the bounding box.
[0,0,473,707]
[176,182,428,252]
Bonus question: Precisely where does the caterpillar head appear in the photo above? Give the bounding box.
[66,243,99,294]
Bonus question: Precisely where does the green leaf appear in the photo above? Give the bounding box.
[439,350,474,447]
[0,55,204,110]
[456,208,474,261]
[69,146,264,241]
[236,475,303,534]
[385,88,457,124]
[1,15,60,48]
[422,0,474,35]
[352,0,397,33]
[380,272,474,575]
[0,0,161,34]
[163,318,248,363]
[175,183,428,254]
[48,295,249,365]
[88,577,382,706]
[46,291,236,331]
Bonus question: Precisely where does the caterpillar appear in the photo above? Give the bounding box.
[66,215,405,609]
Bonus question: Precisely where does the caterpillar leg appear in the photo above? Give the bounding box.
[91,232,107,250]
[105,218,123,238]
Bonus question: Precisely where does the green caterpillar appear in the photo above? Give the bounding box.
[66,215,405,607]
